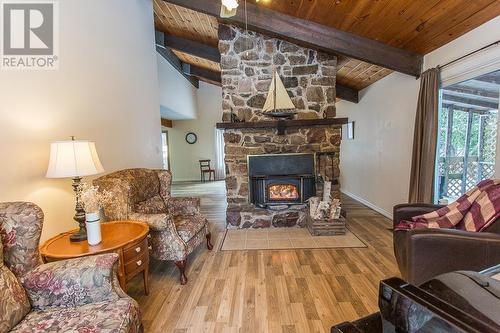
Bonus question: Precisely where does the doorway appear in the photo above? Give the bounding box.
[435,69,499,201]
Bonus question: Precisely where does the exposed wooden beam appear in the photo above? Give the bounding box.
[456,80,500,93]
[441,103,495,114]
[336,84,359,104]
[442,100,491,112]
[183,64,222,86]
[160,33,359,102]
[442,93,498,110]
[156,45,199,88]
[164,34,220,63]
[444,88,499,104]
[474,72,500,85]
[191,66,222,86]
[161,118,173,128]
[161,0,422,77]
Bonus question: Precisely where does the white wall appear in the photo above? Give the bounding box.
[157,53,198,120]
[338,16,500,218]
[168,82,223,181]
[337,74,420,217]
[0,0,162,241]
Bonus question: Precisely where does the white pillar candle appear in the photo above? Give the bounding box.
[85,212,102,246]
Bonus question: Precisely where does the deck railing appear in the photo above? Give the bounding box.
[437,156,495,198]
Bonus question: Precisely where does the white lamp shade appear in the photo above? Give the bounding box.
[46,140,104,178]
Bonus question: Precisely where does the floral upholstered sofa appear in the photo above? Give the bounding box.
[94,168,213,285]
[0,202,142,333]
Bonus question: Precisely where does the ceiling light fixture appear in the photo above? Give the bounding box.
[220,0,239,18]
[221,0,239,10]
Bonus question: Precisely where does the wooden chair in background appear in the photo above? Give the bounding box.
[199,159,215,182]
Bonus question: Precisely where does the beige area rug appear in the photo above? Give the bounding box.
[220,227,367,251]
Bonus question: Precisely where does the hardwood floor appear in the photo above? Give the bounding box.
[127,181,399,333]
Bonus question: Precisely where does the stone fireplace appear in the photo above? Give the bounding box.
[224,128,341,228]
[219,24,342,229]
[219,24,337,122]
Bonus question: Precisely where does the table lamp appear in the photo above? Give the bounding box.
[46,137,104,242]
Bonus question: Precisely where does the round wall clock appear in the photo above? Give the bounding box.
[185,132,198,144]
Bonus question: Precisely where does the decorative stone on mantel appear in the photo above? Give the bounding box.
[219,24,337,122]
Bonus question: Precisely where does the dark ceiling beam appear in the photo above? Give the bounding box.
[156,45,199,88]
[442,101,491,112]
[442,104,491,114]
[191,66,222,86]
[457,80,500,93]
[442,93,498,110]
[161,118,173,128]
[183,64,222,86]
[160,32,360,102]
[474,73,500,85]
[161,0,422,77]
[336,84,359,104]
[164,34,220,63]
[447,87,498,99]
[442,89,499,104]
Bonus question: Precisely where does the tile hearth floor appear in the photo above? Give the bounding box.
[221,227,366,250]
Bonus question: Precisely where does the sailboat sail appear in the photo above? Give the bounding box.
[262,71,296,112]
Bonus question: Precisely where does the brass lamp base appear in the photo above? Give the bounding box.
[70,176,87,242]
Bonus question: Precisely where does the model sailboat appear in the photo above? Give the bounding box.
[262,70,297,119]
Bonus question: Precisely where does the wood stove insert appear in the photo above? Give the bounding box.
[248,153,316,207]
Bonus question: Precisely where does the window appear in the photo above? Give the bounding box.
[214,128,226,180]
[435,70,499,202]
[161,131,170,170]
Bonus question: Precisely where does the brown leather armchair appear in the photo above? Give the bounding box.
[393,203,500,286]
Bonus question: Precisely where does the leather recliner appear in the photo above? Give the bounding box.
[393,203,500,285]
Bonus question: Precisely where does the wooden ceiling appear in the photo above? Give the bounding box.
[252,0,500,54]
[154,1,391,91]
[154,0,500,95]
[336,56,393,91]
[153,0,218,46]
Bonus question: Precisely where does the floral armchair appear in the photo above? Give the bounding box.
[94,168,213,285]
[0,202,142,333]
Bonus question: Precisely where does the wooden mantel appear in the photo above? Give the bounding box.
[216,118,348,133]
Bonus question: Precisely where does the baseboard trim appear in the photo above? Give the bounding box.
[341,190,393,220]
[172,178,226,183]
[172,178,199,182]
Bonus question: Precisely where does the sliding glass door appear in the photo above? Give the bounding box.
[435,70,499,202]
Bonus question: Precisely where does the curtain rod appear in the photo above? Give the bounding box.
[438,40,500,69]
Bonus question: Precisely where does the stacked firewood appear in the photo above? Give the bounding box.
[308,181,342,220]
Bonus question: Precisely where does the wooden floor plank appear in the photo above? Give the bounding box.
[128,181,399,332]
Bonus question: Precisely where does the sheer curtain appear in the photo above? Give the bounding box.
[214,129,226,180]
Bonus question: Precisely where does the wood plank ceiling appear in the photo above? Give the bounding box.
[254,0,500,54]
[154,0,500,94]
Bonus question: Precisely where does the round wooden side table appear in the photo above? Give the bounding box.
[40,220,150,295]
